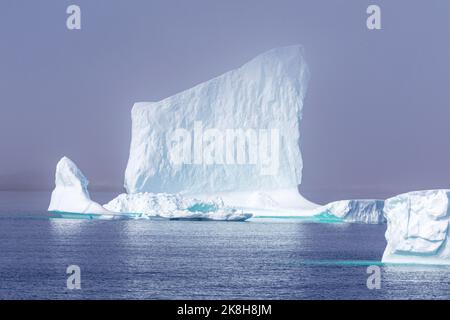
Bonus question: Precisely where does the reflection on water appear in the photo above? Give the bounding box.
[1,192,450,299]
[50,218,89,235]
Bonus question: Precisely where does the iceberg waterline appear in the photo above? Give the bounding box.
[104,192,252,221]
[47,156,385,223]
[48,157,450,264]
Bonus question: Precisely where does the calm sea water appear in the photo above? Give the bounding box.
[1,191,450,300]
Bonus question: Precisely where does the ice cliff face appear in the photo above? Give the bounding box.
[48,157,111,215]
[124,45,310,196]
[382,190,450,265]
[323,200,385,224]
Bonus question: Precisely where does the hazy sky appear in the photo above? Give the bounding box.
[1,0,450,203]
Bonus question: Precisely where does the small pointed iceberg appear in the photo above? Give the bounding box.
[48,157,112,215]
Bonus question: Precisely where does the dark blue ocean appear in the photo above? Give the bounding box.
[1,191,450,300]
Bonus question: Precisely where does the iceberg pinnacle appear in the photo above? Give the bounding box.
[48,157,112,215]
[124,45,310,202]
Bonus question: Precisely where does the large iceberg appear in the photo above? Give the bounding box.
[48,157,115,216]
[382,190,450,265]
[48,46,391,224]
[321,199,385,224]
[122,45,318,215]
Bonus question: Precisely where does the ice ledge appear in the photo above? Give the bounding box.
[104,193,253,221]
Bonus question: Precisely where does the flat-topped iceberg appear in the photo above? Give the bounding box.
[105,193,252,221]
[321,199,385,224]
[382,190,450,265]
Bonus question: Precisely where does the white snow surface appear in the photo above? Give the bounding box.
[124,45,310,205]
[382,190,450,265]
[48,157,113,216]
[321,199,385,224]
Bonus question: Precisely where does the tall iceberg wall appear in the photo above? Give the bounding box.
[124,45,310,199]
[382,190,450,265]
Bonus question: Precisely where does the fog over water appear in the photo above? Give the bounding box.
[1,1,450,203]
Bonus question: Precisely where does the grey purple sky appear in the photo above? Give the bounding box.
[1,0,450,203]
